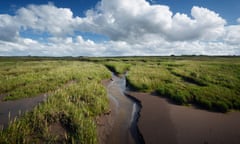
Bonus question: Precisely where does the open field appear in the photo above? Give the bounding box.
[0,60,111,143]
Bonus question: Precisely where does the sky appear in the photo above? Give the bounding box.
[0,0,240,56]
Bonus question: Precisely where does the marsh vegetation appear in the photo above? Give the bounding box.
[0,56,240,143]
[101,57,240,112]
[0,60,111,143]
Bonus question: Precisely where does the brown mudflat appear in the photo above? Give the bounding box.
[97,95,117,144]
[0,94,48,129]
[126,91,177,144]
[99,78,135,144]
[126,91,240,144]
[98,79,116,144]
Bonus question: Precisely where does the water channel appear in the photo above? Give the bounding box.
[106,73,144,144]
[0,73,144,144]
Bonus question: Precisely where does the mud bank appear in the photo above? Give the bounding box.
[125,92,177,144]
[0,81,75,130]
[98,79,117,144]
[99,74,143,144]
[0,94,48,129]
[126,91,240,144]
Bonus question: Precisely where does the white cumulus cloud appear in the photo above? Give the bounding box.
[16,3,76,36]
[224,25,240,45]
[79,0,226,42]
[0,0,239,56]
[168,6,226,41]
[0,15,20,42]
[237,18,240,23]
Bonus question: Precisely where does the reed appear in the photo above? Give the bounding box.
[107,57,240,112]
[0,61,111,143]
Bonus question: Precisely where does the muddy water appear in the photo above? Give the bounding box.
[106,74,143,144]
[0,94,48,129]
[168,103,240,144]
[127,91,240,144]
[0,75,143,143]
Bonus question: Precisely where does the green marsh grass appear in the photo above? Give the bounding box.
[0,61,111,143]
[107,57,240,112]
[104,61,131,75]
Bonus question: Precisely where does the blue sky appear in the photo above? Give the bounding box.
[0,0,97,16]
[1,0,239,24]
[0,0,239,56]
[156,0,240,25]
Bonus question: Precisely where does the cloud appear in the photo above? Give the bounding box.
[16,3,76,36]
[1,35,239,56]
[0,3,79,42]
[80,0,226,42]
[168,6,226,41]
[0,0,239,56]
[237,18,240,24]
[0,15,20,42]
[224,25,240,45]
[0,36,102,56]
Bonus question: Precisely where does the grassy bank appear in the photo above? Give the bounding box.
[103,61,130,75]
[102,57,240,112]
[0,61,111,143]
